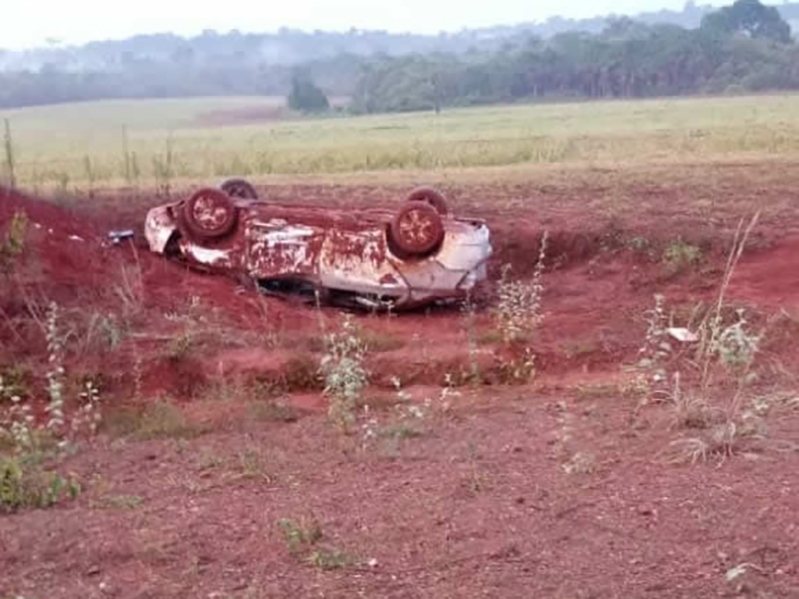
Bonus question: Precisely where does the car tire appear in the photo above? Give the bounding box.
[390,201,445,257]
[220,178,259,200]
[406,187,449,216]
[179,187,239,241]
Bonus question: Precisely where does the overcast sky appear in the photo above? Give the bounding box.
[3,0,729,50]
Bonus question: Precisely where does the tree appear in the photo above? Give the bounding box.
[701,0,792,43]
[287,75,330,112]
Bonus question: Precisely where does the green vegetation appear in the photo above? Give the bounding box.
[4,93,799,188]
[288,75,330,113]
[354,1,798,114]
[0,454,81,513]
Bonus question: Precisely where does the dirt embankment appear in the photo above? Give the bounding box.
[2,176,798,405]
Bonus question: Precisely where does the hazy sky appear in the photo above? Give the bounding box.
[3,0,727,50]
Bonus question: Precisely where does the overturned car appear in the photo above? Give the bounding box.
[144,179,492,310]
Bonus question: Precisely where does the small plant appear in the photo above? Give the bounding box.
[44,301,66,438]
[635,293,672,394]
[561,451,597,475]
[460,289,482,384]
[497,345,537,384]
[247,398,299,423]
[306,548,351,570]
[5,395,35,451]
[233,447,273,482]
[320,315,369,432]
[0,210,28,275]
[3,118,15,189]
[278,516,352,570]
[153,133,175,199]
[496,232,548,344]
[83,155,96,197]
[0,454,81,513]
[663,238,701,274]
[165,295,203,359]
[72,380,102,436]
[641,213,770,463]
[130,400,206,441]
[278,517,323,554]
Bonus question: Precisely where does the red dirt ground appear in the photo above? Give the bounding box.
[1,164,798,598]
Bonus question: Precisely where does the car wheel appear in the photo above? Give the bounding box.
[390,201,445,257]
[179,187,239,240]
[406,187,449,216]
[220,178,259,200]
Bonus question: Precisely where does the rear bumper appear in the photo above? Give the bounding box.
[144,205,179,254]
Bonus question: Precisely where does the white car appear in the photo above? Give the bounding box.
[144,179,492,310]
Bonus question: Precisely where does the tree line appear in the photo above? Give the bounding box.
[352,1,799,113]
[0,0,797,111]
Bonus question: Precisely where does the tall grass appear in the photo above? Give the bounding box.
[3,119,15,189]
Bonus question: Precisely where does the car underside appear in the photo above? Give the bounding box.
[144,179,492,310]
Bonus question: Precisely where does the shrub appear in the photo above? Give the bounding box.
[320,315,369,431]
[0,454,80,513]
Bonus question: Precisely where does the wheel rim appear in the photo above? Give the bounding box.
[190,191,233,233]
[396,205,441,252]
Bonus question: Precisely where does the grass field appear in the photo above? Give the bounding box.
[3,93,799,189]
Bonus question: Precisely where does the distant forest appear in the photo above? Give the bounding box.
[1,0,799,110]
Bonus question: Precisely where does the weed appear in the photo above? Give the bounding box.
[642,213,769,462]
[153,133,175,199]
[306,549,352,570]
[0,367,31,403]
[495,230,548,344]
[461,288,482,384]
[636,293,672,391]
[234,447,272,482]
[72,380,102,436]
[362,331,405,353]
[44,301,66,438]
[491,231,548,385]
[131,400,206,441]
[0,210,28,276]
[320,314,369,432]
[78,311,124,357]
[561,451,597,475]
[497,346,537,384]
[278,516,351,570]
[281,353,323,392]
[378,423,423,441]
[4,394,35,451]
[278,517,323,554]
[99,494,144,509]
[663,238,701,274]
[114,261,145,319]
[0,454,80,513]
[165,295,203,360]
[247,399,299,423]
[2,118,15,188]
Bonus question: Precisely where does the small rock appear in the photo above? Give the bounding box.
[86,565,101,576]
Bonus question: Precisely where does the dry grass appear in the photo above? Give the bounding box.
[5,94,799,188]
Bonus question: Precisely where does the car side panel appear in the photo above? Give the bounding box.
[244,218,325,280]
[317,228,409,299]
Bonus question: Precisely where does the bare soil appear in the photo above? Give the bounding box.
[1,161,798,598]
